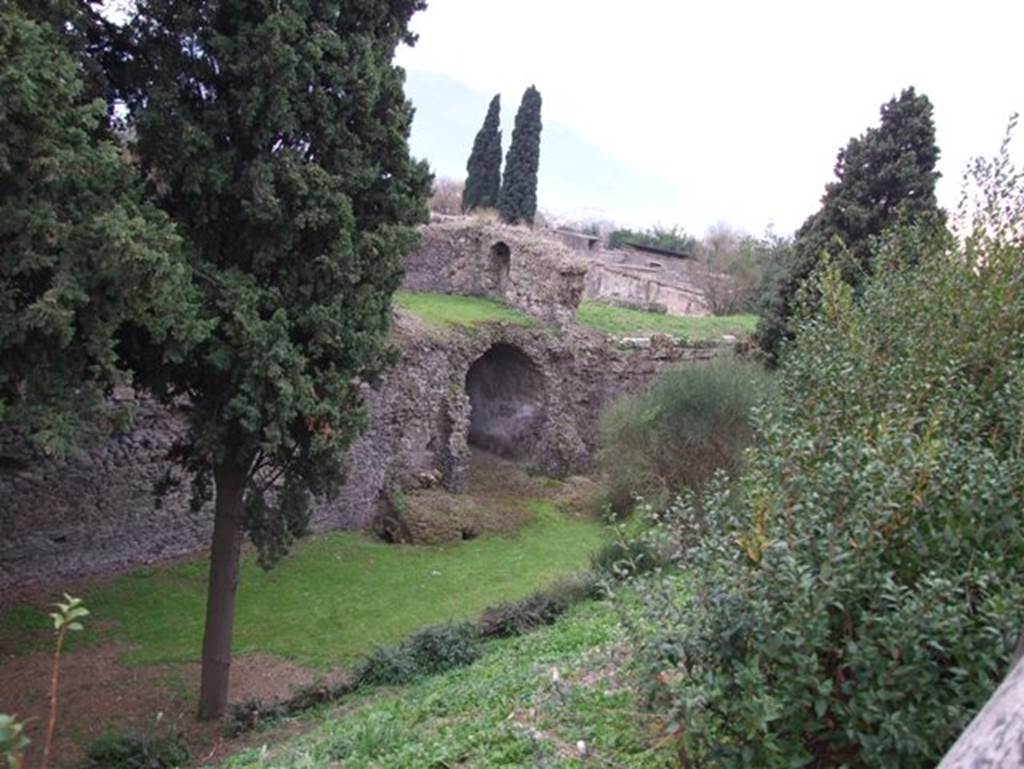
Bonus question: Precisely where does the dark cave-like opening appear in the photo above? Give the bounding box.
[465,343,545,461]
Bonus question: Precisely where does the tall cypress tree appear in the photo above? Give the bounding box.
[121,0,431,719]
[462,94,502,211]
[755,87,942,363]
[498,85,542,225]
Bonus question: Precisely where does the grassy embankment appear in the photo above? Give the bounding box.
[0,502,604,667]
[220,599,676,769]
[576,300,756,341]
[394,291,533,329]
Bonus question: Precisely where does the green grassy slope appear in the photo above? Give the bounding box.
[221,600,675,769]
[395,291,534,329]
[576,300,756,341]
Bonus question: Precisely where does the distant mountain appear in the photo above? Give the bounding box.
[403,70,677,226]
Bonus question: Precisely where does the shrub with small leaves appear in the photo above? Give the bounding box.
[617,126,1024,768]
[76,733,188,769]
[359,622,482,686]
[591,539,665,581]
[598,357,772,515]
[0,714,30,769]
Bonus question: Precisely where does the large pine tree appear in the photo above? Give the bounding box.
[498,86,543,225]
[755,87,942,363]
[462,94,502,211]
[120,0,431,719]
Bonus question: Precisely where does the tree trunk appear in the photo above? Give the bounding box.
[197,464,247,721]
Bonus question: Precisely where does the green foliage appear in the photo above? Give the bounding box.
[49,593,89,635]
[607,224,697,254]
[498,86,543,225]
[462,94,502,211]
[360,622,483,686]
[576,301,756,341]
[76,732,188,769]
[0,6,200,456]
[699,228,794,315]
[120,0,432,565]
[0,714,30,769]
[598,358,771,514]
[590,539,664,581]
[394,291,534,329]
[756,86,943,364]
[227,679,358,737]
[477,573,599,639]
[619,131,1024,767]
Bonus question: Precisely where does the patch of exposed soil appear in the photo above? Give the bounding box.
[0,644,337,768]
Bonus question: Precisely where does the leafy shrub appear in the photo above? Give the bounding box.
[590,539,665,581]
[359,622,482,686]
[617,133,1024,768]
[607,224,697,254]
[77,733,188,769]
[225,678,358,736]
[479,594,568,639]
[598,357,771,514]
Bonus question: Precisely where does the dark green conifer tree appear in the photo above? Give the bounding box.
[0,4,200,456]
[498,86,543,225]
[462,94,502,211]
[120,0,431,719]
[755,87,942,364]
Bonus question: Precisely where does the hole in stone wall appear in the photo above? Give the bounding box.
[490,242,511,291]
[465,343,545,461]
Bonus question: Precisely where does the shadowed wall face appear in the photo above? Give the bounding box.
[466,343,545,460]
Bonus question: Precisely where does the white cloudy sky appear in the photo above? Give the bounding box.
[396,0,1023,235]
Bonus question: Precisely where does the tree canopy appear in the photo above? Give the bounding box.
[462,94,502,211]
[118,0,431,718]
[755,87,942,363]
[498,86,542,225]
[0,4,200,457]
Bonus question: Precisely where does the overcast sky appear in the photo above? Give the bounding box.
[396,0,1023,236]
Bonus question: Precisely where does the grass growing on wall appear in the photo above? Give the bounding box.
[0,502,604,668]
[576,300,757,341]
[394,291,534,329]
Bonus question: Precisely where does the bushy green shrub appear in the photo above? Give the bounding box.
[618,135,1024,767]
[359,622,482,686]
[479,593,568,639]
[77,733,188,769]
[590,539,665,581]
[598,357,772,513]
[607,225,697,254]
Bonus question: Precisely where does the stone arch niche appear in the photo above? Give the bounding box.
[489,241,511,294]
[465,343,545,461]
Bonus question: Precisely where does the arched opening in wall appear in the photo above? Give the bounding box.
[489,241,511,293]
[465,343,545,461]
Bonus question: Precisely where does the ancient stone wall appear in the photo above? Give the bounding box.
[0,309,716,590]
[584,261,712,316]
[403,220,588,324]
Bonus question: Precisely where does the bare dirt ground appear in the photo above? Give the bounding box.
[1,644,329,768]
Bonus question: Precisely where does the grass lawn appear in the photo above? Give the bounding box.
[576,300,757,342]
[395,291,534,329]
[1,502,604,668]
[222,600,676,769]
